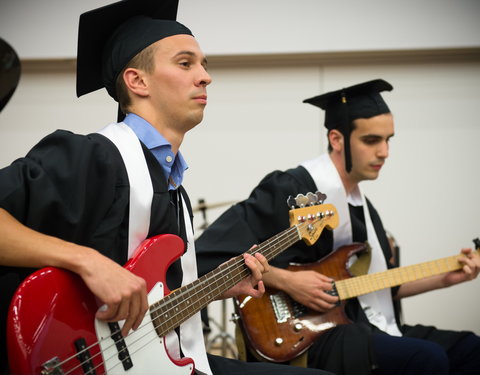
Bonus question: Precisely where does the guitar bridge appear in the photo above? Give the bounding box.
[270,292,291,323]
[270,291,308,323]
[41,357,64,375]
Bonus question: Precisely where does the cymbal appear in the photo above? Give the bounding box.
[192,200,237,213]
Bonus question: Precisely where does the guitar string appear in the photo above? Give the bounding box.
[58,221,304,375]
[92,244,477,375]
[339,252,473,299]
[98,244,472,375]
[66,211,334,374]
[58,221,303,375]
[56,211,330,374]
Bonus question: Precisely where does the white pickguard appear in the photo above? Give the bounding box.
[94,282,194,374]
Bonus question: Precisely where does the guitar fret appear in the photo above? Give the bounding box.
[263,226,303,261]
[149,208,338,338]
[232,237,478,365]
[153,254,262,333]
[153,257,250,336]
[8,205,342,374]
[337,251,477,300]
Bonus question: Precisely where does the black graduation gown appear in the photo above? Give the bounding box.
[0,131,335,375]
[195,165,467,375]
[0,130,191,373]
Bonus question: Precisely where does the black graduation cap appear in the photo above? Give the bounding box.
[0,38,21,113]
[76,0,192,102]
[303,79,393,172]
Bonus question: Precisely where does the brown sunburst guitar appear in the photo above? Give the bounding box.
[234,238,480,363]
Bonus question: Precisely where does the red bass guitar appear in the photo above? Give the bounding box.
[7,202,338,374]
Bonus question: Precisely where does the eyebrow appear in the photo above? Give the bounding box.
[360,133,395,140]
[174,50,208,67]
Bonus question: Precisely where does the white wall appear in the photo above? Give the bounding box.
[1,0,479,356]
[1,58,479,342]
[179,0,480,55]
[1,0,479,58]
[188,60,480,340]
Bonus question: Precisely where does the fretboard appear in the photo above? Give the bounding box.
[148,206,337,337]
[150,223,302,337]
[335,249,480,300]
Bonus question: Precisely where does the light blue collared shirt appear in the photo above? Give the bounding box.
[123,113,188,190]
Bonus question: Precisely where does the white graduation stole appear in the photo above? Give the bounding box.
[163,194,212,374]
[97,123,152,258]
[301,153,402,336]
[97,122,212,373]
[178,196,212,374]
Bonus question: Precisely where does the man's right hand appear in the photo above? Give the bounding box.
[283,269,338,312]
[262,265,339,313]
[76,248,149,337]
[0,208,149,337]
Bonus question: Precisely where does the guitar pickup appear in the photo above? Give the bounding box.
[74,338,97,375]
[108,322,133,371]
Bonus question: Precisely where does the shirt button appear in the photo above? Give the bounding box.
[166,155,173,163]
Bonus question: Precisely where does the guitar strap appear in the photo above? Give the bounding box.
[301,153,402,336]
[97,122,212,374]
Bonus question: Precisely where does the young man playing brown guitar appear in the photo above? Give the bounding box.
[0,1,334,375]
[195,79,480,375]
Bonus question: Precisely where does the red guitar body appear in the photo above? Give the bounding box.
[7,234,195,375]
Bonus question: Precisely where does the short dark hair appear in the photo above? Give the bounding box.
[116,43,157,115]
[327,120,357,152]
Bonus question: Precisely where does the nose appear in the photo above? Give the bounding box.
[377,140,389,159]
[196,66,212,87]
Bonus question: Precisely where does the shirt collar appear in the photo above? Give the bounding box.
[123,113,167,148]
[123,113,188,188]
[347,185,363,206]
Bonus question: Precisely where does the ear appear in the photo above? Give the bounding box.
[328,129,344,152]
[123,68,149,97]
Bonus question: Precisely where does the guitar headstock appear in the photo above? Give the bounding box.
[288,192,339,246]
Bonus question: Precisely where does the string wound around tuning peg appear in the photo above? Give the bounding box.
[294,193,310,208]
[306,192,318,206]
[315,191,327,204]
[287,195,297,209]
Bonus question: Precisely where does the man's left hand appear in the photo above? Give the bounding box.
[221,251,269,299]
[443,248,480,287]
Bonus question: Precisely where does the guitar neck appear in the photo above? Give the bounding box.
[335,249,480,300]
[148,202,340,337]
[150,224,303,337]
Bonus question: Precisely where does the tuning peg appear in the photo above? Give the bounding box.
[306,192,318,206]
[473,238,480,249]
[315,192,327,204]
[294,193,310,208]
[287,195,297,209]
[288,192,323,209]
